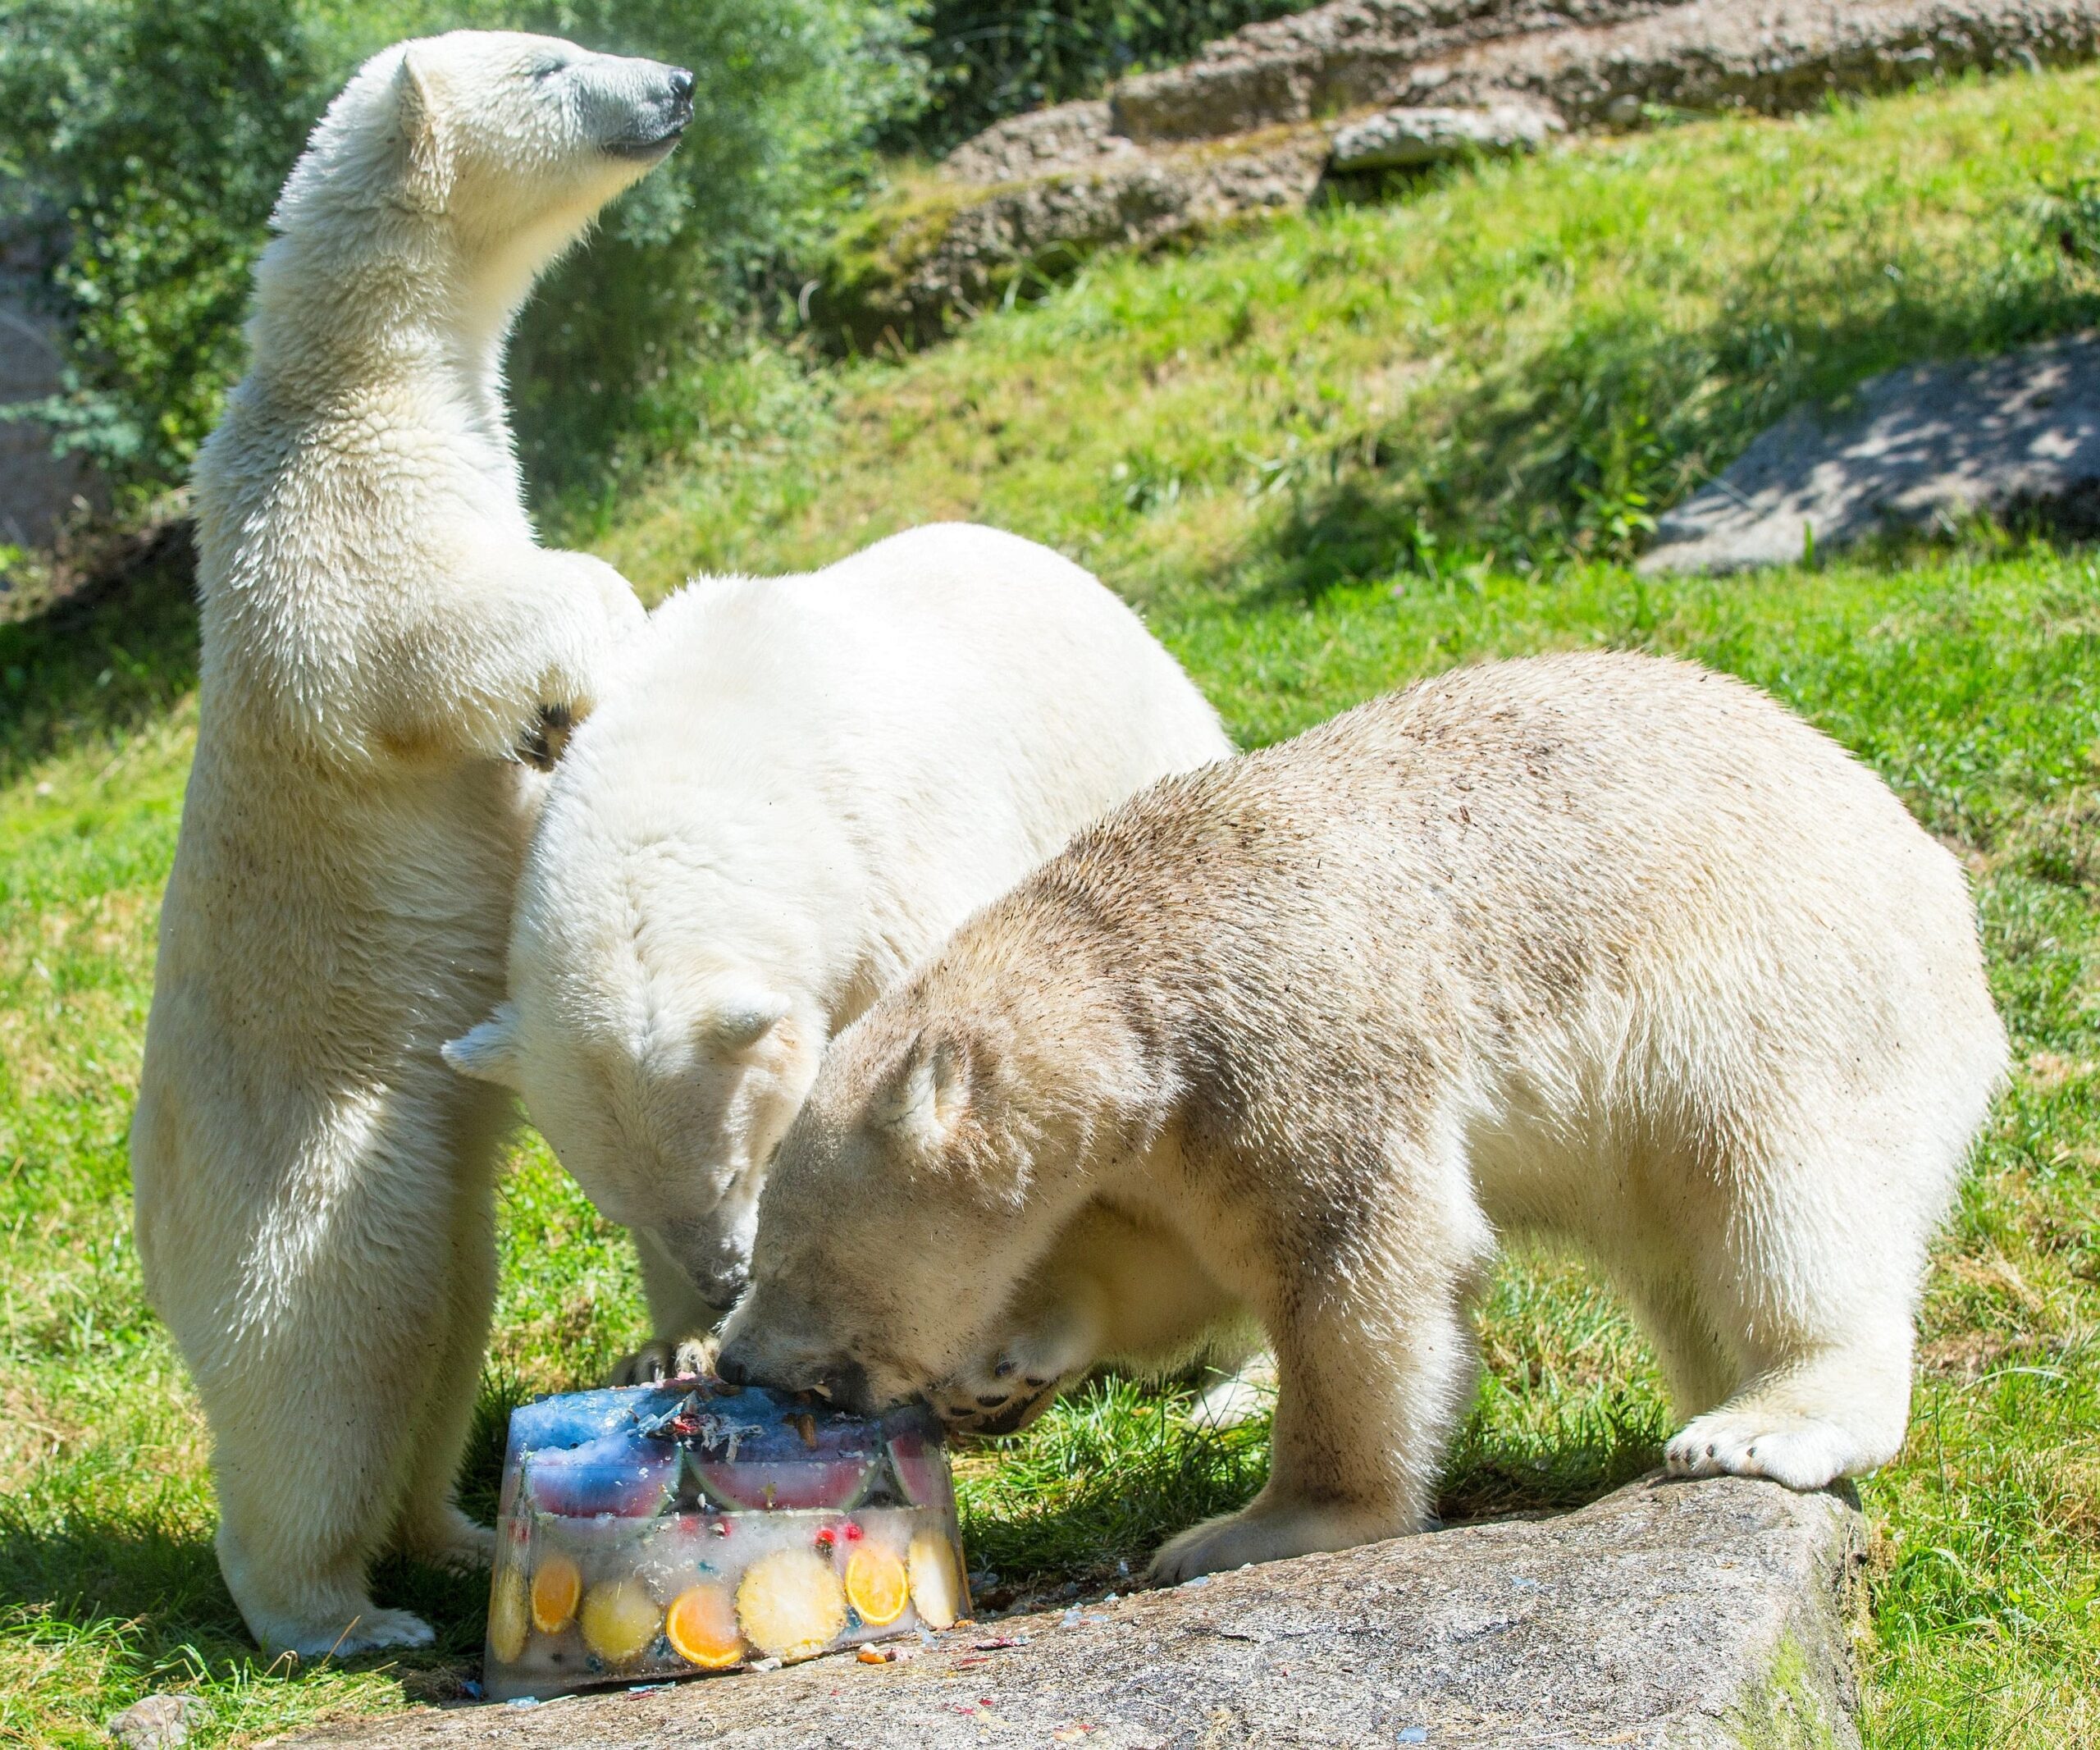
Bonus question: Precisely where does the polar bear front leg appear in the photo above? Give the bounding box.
[1148,1159,1484,1584]
[605,1227,727,1386]
[368,547,645,769]
[931,1203,1244,1436]
[514,552,646,770]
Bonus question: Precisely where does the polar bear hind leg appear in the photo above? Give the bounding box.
[1658,1103,1946,1492]
[389,1095,508,1573]
[206,1111,498,1654]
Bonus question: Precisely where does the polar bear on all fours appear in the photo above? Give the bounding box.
[444,523,1236,1392]
[130,34,689,1656]
[720,651,2010,1583]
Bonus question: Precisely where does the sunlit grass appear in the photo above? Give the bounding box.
[4,62,2100,1747]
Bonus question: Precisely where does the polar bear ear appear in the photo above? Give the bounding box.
[874,1029,972,1151]
[444,1003,523,1087]
[394,50,454,214]
[705,993,792,1057]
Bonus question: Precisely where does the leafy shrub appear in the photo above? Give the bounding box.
[897,0,1321,154]
[0,0,322,491]
[0,0,921,505]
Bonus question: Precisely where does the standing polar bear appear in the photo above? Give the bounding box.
[131,34,689,1655]
[444,524,1235,1386]
[720,651,2008,1582]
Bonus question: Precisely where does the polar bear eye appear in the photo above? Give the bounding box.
[529,57,567,83]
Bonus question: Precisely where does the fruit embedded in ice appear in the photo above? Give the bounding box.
[581,1577,663,1666]
[692,1454,874,1513]
[530,1552,582,1633]
[664,1583,744,1669]
[487,1565,529,1664]
[736,1547,848,1660]
[888,1429,952,1510]
[844,1544,910,1627]
[908,1528,963,1629]
[526,1434,678,1518]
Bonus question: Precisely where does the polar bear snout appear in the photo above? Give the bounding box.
[595,62,694,162]
[714,1330,874,1417]
[652,1212,752,1309]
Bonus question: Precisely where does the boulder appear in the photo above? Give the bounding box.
[283,1475,1866,1750]
[105,1694,209,1750]
[1112,1,1679,144]
[1329,100,1564,170]
[1642,332,2100,573]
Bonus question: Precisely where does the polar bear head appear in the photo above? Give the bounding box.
[267,31,692,331]
[445,944,822,1313]
[716,973,1133,1414]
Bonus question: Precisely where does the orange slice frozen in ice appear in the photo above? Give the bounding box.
[580,1577,662,1666]
[907,1528,962,1629]
[664,1582,744,1670]
[486,1564,529,1664]
[844,1543,909,1627]
[737,1547,847,1660]
[530,1551,582,1633]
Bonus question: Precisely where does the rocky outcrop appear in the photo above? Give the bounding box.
[285,1476,1865,1748]
[1330,99,1564,168]
[1110,0,1682,143]
[1643,331,2100,572]
[826,0,2100,343]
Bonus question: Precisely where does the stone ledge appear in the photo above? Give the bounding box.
[823,0,2100,349]
[283,1474,1865,1750]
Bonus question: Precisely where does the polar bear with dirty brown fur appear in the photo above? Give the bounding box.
[719,651,2007,1583]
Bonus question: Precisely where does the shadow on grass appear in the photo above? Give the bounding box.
[955,1374,1667,1591]
[1239,224,2100,605]
[0,523,200,792]
[0,1379,525,1692]
[0,1493,491,1691]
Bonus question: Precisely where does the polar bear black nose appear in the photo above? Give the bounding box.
[669,69,695,104]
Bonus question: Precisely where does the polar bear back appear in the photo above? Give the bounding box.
[1015,649,2006,1232]
[523,523,1226,1007]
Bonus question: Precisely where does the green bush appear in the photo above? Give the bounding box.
[896,0,1320,154]
[0,0,920,506]
[0,0,321,492]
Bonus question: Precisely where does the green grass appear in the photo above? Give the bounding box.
[5,63,2100,1749]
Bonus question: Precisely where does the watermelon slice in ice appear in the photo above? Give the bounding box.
[525,1433,679,1518]
[886,1428,954,1512]
[690,1451,874,1513]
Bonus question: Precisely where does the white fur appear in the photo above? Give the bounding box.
[721,653,2011,1582]
[445,523,1232,1367]
[130,32,689,1655]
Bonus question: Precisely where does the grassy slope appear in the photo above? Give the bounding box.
[5,66,2099,1748]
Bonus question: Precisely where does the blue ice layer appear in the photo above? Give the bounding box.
[500,1380,945,1520]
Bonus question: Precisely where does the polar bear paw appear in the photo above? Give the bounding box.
[266,1604,437,1661]
[930,1315,1095,1437]
[1664,1410,1860,1491]
[400,1503,495,1574]
[1147,1498,1401,1585]
[606,1333,719,1387]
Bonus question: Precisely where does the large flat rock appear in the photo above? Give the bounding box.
[285,1475,1865,1749]
[1643,331,2100,573]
